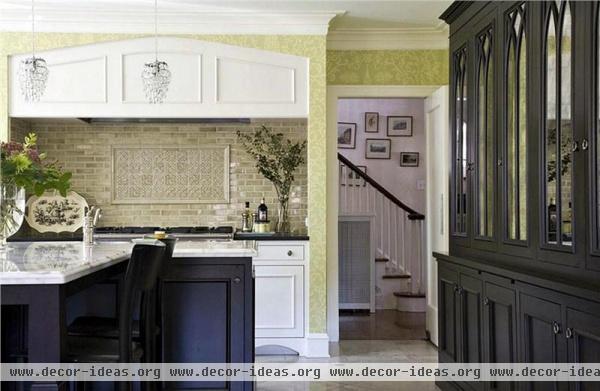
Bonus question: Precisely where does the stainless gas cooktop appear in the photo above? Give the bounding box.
[94,226,234,241]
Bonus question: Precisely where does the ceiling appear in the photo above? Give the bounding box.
[0,0,452,48]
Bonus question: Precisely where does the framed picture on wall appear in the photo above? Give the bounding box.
[364,112,379,133]
[340,164,367,187]
[400,152,419,167]
[365,139,391,159]
[387,116,413,137]
[337,122,357,149]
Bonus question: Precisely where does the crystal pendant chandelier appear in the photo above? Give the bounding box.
[18,0,48,102]
[142,0,171,103]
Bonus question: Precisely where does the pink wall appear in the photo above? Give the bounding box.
[337,98,426,213]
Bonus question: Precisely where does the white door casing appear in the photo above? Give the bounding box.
[9,37,308,118]
[424,85,449,347]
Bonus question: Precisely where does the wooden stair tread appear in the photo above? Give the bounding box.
[375,258,389,263]
[393,291,425,298]
[382,273,411,279]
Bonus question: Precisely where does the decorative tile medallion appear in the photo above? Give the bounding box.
[112,145,230,204]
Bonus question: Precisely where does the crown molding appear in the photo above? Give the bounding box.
[327,27,449,50]
[0,8,341,35]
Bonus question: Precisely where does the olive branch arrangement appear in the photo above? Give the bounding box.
[237,126,306,231]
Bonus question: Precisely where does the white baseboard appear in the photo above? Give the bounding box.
[305,333,330,357]
[255,333,330,358]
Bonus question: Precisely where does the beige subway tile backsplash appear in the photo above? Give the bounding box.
[10,118,307,232]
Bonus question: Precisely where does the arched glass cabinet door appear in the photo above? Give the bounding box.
[474,26,496,247]
[541,0,582,263]
[504,2,529,247]
[451,45,469,242]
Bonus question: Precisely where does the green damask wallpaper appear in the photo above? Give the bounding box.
[327,49,449,85]
[0,33,328,333]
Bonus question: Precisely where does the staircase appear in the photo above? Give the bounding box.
[338,154,426,312]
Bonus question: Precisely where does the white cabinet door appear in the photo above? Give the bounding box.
[254,265,304,338]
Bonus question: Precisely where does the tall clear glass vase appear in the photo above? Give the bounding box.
[0,183,26,249]
[276,200,291,233]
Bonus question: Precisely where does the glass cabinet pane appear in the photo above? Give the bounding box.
[505,3,527,242]
[476,28,494,239]
[544,1,573,247]
[453,47,468,236]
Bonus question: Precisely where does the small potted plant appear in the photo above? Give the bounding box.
[1,133,71,246]
[238,126,306,233]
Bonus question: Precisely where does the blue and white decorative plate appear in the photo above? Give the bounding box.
[25,191,89,233]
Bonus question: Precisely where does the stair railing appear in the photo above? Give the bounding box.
[338,153,426,295]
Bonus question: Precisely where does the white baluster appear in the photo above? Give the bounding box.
[386,199,391,263]
[377,196,382,256]
[391,206,398,270]
[404,214,410,292]
[399,210,405,272]
[419,220,426,295]
[342,165,348,214]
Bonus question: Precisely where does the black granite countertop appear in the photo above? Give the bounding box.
[233,232,309,241]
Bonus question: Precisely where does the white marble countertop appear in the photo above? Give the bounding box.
[0,240,256,285]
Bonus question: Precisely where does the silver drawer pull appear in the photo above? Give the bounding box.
[287,250,293,256]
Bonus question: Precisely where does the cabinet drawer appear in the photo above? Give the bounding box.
[256,244,305,261]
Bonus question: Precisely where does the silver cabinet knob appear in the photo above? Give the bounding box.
[233,277,241,284]
[483,297,489,306]
[572,141,580,152]
[553,321,561,335]
[565,328,573,339]
[582,139,589,151]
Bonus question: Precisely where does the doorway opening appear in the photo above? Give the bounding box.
[327,85,449,348]
[337,97,427,340]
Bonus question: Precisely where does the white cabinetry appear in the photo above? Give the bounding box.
[254,241,316,355]
[9,37,308,119]
[254,265,304,338]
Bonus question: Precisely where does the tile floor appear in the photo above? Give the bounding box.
[256,340,440,390]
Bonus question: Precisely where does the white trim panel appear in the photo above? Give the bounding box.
[9,37,309,118]
[327,28,449,50]
[0,8,339,35]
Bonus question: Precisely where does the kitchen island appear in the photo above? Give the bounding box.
[0,240,256,391]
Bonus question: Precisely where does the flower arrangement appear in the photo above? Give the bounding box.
[237,126,306,232]
[0,133,71,245]
[1,133,71,196]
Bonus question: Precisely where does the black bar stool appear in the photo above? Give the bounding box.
[66,240,166,363]
[67,238,176,359]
